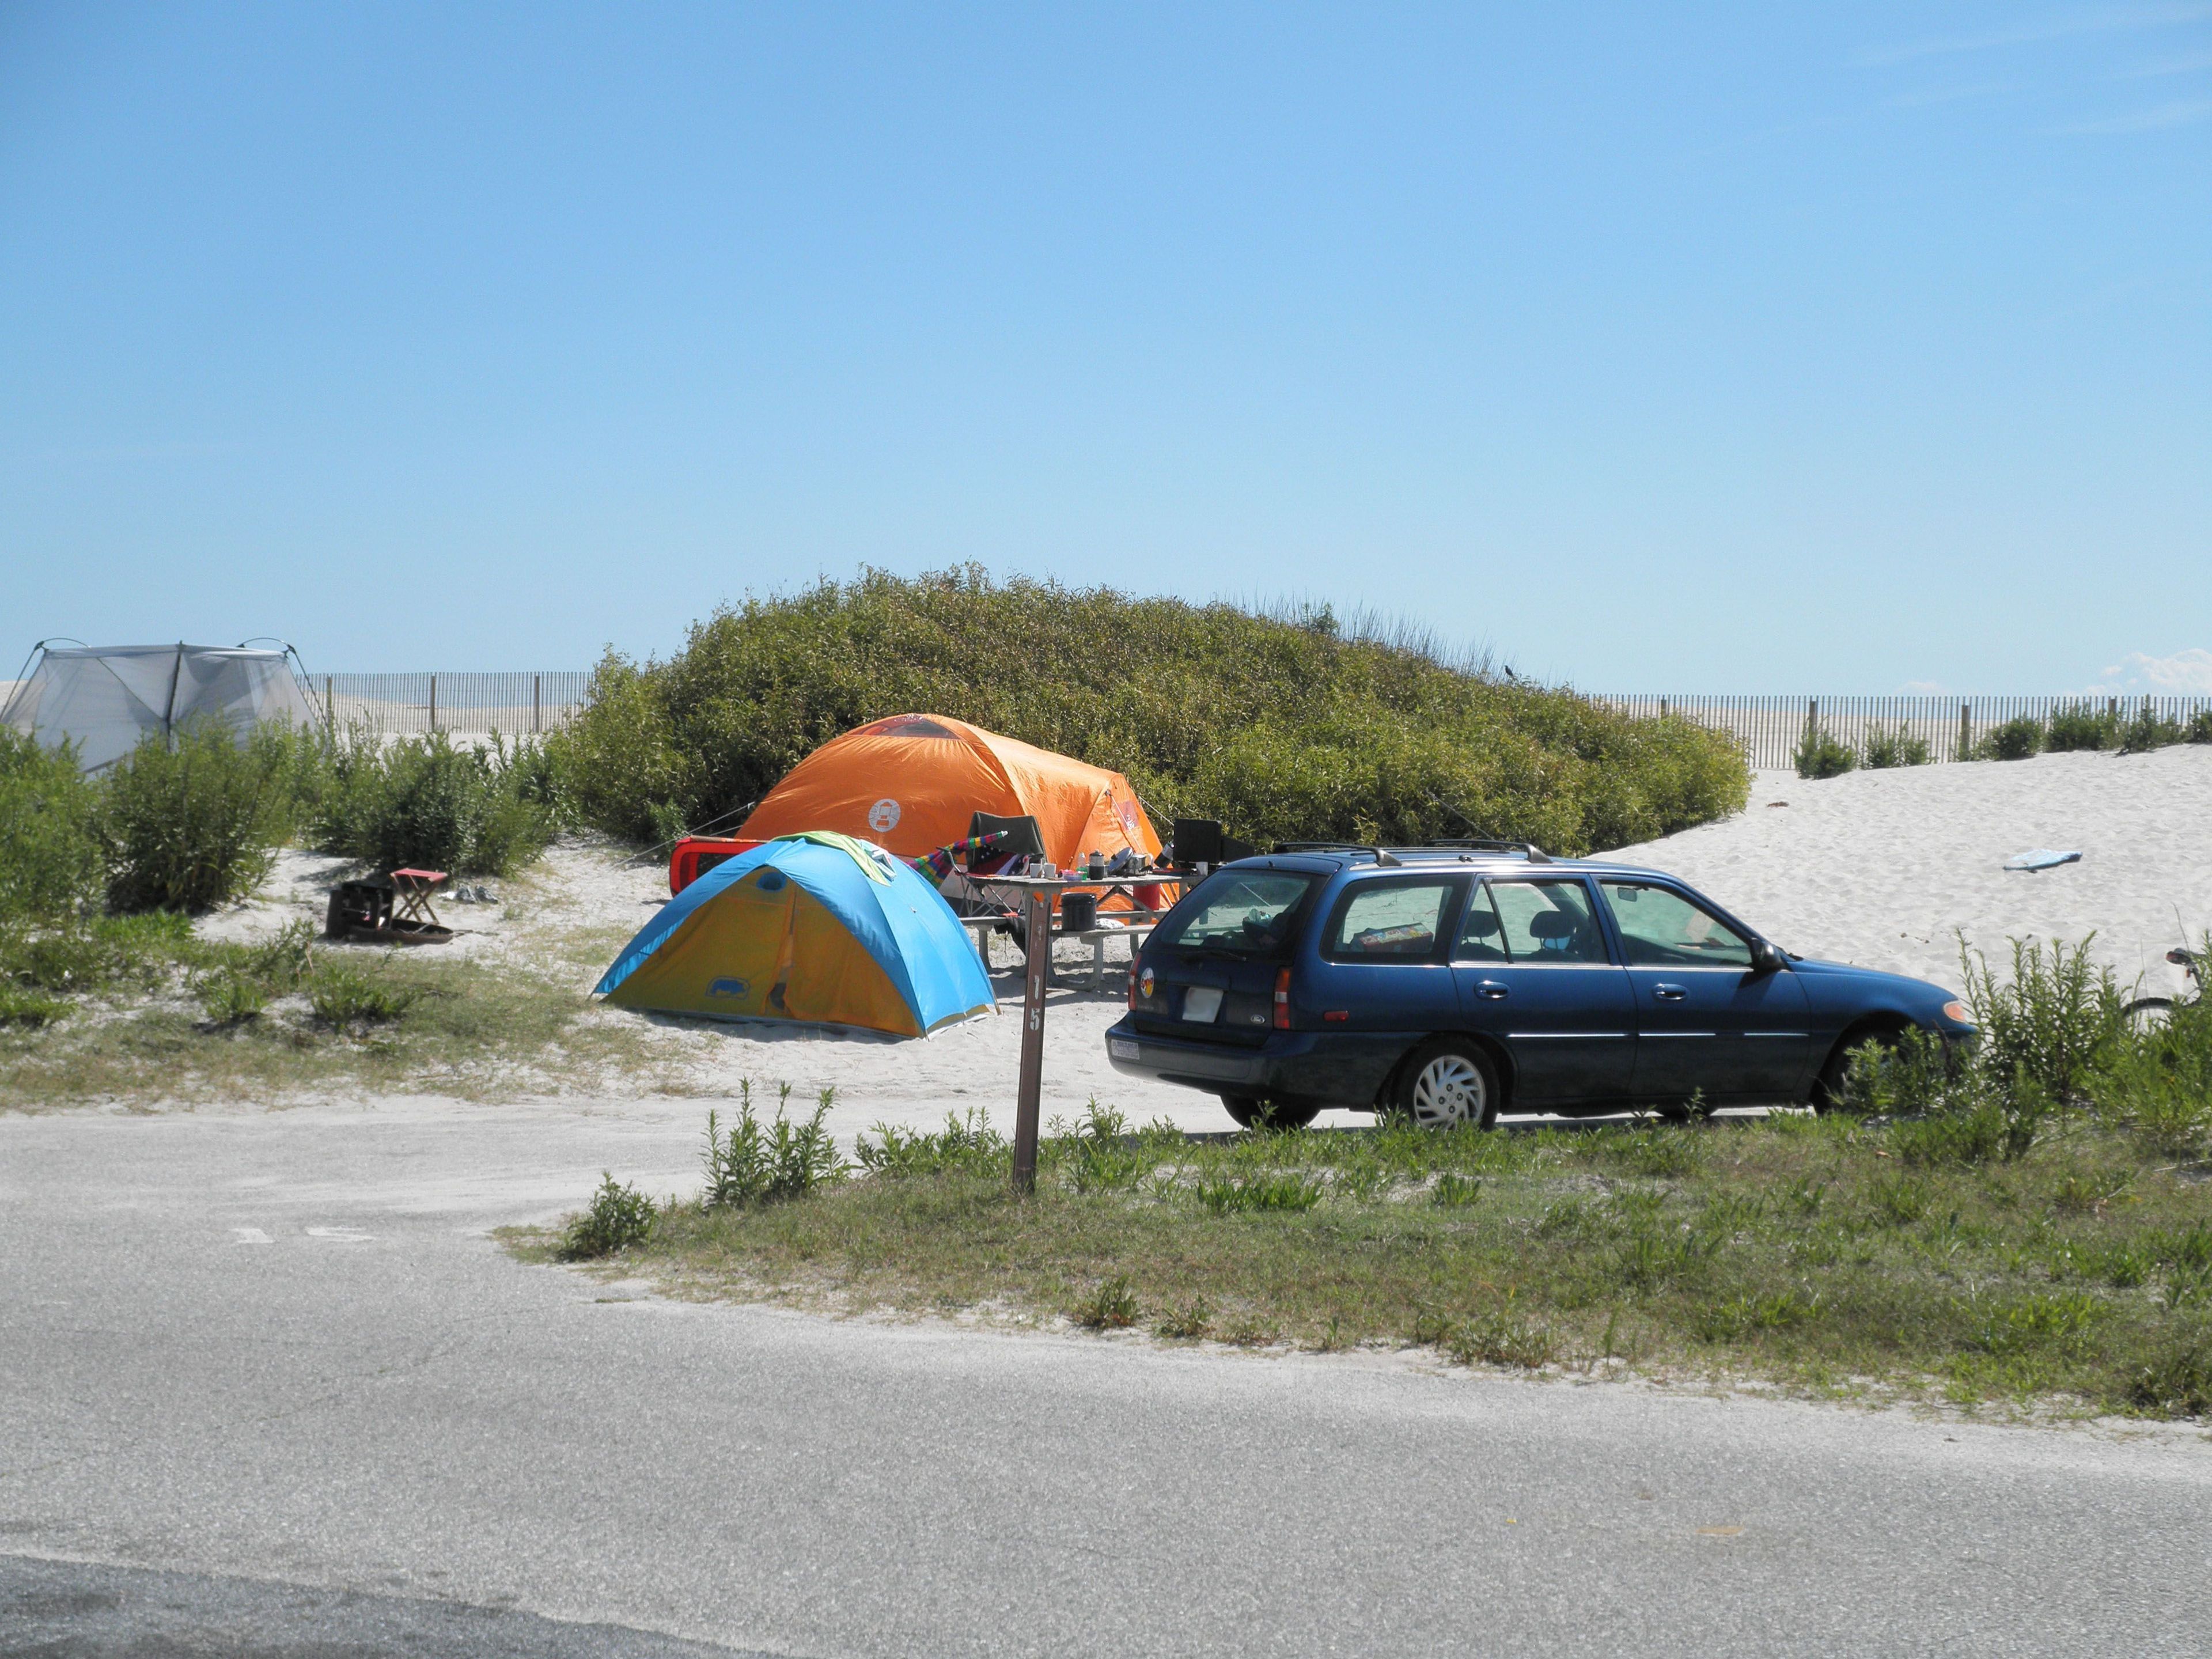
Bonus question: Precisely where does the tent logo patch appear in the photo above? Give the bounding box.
[868,798,902,832]
[707,978,750,999]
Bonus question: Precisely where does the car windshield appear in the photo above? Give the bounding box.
[1156,870,1317,956]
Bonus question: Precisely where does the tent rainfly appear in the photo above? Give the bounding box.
[2,642,319,773]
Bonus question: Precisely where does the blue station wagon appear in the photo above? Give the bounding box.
[1105,843,1976,1129]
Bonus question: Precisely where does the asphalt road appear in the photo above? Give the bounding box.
[4,1098,2210,1657]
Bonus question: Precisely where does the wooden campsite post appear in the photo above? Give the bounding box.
[1012,888,1051,1194]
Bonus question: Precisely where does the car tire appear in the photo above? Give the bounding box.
[1813,1026,1899,1112]
[1221,1095,1322,1131]
[1393,1040,1500,1130]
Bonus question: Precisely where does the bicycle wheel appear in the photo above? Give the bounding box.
[2122,996,2175,1037]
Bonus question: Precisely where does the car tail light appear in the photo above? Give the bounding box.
[1273,968,1292,1031]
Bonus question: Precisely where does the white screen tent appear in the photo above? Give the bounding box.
[2,642,320,773]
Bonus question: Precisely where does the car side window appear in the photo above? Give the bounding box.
[1325,880,1458,961]
[1455,882,1508,962]
[1489,880,1608,965]
[1599,881,1752,968]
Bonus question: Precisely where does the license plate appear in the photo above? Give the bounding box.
[1182,986,1224,1023]
[1108,1037,1139,1060]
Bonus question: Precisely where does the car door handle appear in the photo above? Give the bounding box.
[1653,984,1688,1002]
[1472,980,1509,1001]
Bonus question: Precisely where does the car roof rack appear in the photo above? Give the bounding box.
[1425,838,1554,863]
[1271,840,1403,866]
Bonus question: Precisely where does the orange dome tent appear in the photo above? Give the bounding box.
[739,714,1162,868]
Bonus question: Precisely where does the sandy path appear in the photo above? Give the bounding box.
[1604,747,2212,1000]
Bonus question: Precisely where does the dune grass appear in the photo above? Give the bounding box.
[537,1100,2212,1420]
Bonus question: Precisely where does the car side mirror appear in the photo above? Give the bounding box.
[1751,941,1785,975]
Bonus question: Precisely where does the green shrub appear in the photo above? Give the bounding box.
[2187,710,2212,745]
[307,959,421,1027]
[314,732,556,877]
[0,983,69,1027]
[2044,702,2120,753]
[1976,717,2044,761]
[1861,724,1930,768]
[2091,983,2212,1153]
[2118,706,2184,753]
[700,1084,844,1206]
[546,569,1750,854]
[100,720,302,914]
[1794,722,1856,779]
[0,730,103,922]
[559,1173,657,1259]
[1963,936,2124,1109]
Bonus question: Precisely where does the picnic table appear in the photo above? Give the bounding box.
[957,871,1184,990]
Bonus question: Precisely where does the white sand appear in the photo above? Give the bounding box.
[1603,747,2212,1002]
[181,745,2212,1122]
[191,837,1203,1121]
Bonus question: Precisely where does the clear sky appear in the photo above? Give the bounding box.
[3,3,2207,692]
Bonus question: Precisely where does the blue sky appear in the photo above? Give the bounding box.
[2,3,2207,692]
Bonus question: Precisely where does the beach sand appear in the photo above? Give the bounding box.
[183,745,2212,1126]
[1604,746,2212,1002]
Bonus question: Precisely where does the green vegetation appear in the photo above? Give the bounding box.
[529,937,2212,1418]
[548,569,1750,854]
[98,720,305,914]
[1861,724,1930,769]
[536,1095,2212,1418]
[1977,717,2046,762]
[312,732,562,877]
[560,1174,658,1260]
[2043,701,2122,754]
[0,730,103,923]
[1793,721,1855,779]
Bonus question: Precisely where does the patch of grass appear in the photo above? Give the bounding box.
[1074,1275,1140,1330]
[559,1173,657,1260]
[0,984,69,1028]
[586,1107,2212,1418]
[1430,1172,1483,1207]
[307,959,423,1028]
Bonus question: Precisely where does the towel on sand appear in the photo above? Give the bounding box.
[2003,849,2082,872]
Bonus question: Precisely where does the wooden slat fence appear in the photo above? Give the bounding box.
[1594,694,2212,771]
[317,672,593,737]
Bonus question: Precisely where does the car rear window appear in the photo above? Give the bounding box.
[1154,871,1317,957]
[1325,880,1458,961]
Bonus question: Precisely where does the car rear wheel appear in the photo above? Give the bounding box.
[1221,1096,1322,1131]
[1395,1041,1499,1130]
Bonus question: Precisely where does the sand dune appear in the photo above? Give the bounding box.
[1604,747,2212,1002]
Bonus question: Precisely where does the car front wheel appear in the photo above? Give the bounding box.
[1396,1041,1499,1130]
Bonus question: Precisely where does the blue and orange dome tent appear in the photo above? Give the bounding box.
[596,832,994,1039]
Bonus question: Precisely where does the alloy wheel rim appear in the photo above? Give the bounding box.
[1411,1055,1485,1127]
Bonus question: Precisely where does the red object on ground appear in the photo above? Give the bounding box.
[669,837,762,896]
